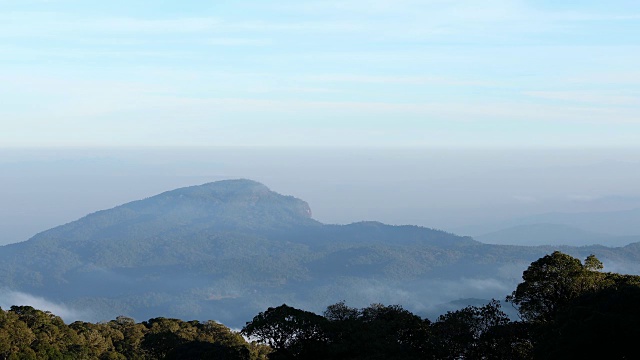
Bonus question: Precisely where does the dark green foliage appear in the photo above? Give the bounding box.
[506,252,640,359]
[243,303,430,360]
[432,300,511,359]
[166,341,251,360]
[0,307,267,360]
[584,254,603,271]
[474,321,533,360]
[349,303,428,360]
[241,304,328,359]
[507,251,586,322]
[534,285,640,359]
[507,251,640,323]
[429,300,534,359]
[0,308,37,359]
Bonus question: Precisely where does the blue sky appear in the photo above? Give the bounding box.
[1,0,639,147]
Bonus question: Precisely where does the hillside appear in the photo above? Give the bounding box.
[1,179,639,327]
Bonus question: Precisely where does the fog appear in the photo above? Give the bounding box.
[2,146,640,246]
[0,289,91,322]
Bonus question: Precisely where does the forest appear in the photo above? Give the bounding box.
[0,251,638,359]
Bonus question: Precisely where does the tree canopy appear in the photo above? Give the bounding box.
[0,307,269,360]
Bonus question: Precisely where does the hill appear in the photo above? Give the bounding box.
[1,179,639,328]
[456,207,640,239]
[474,223,640,247]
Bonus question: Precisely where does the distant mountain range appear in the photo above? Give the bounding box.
[474,223,640,247]
[455,206,640,247]
[1,179,640,328]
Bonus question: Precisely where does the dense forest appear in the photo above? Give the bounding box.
[0,306,271,360]
[1,251,638,359]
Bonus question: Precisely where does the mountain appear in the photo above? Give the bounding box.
[455,208,640,238]
[475,223,640,247]
[1,179,639,328]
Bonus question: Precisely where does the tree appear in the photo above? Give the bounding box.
[506,252,640,357]
[535,285,640,359]
[477,321,533,360]
[432,300,512,359]
[0,306,262,360]
[9,305,81,359]
[323,301,358,322]
[241,304,328,359]
[69,321,115,358]
[507,251,590,322]
[0,308,36,359]
[357,303,428,359]
[321,302,429,360]
[107,316,145,359]
[584,254,603,271]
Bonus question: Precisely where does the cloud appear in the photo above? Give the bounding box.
[303,276,519,317]
[0,289,90,321]
[562,72,640,85]
[260,0,640,42]
[0,13,220,36]
[524,91,640,106]
[3,1,639,50]
[301,74,497,87]
[205,37,272,46]
[0,12,360,39]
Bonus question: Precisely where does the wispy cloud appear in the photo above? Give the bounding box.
[0,13,220,36]
[301,74,498,87]
[524,90,640,106]
[0,12,361,38]
[562,72,640,86]
[205,37,272,46]
[0,289,90,321]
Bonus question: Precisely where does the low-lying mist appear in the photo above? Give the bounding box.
[0,289,92,322]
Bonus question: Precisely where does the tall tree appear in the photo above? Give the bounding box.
[507,251,591,322]
[242,304,328,359]
[432,300,512,359]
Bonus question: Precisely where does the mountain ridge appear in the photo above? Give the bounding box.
[474,223,640,247]
[21,179,317,246]
[456,207,640,239]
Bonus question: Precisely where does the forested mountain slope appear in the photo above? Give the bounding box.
[1,179,638,327]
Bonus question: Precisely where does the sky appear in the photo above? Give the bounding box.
[1,0,640,148]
